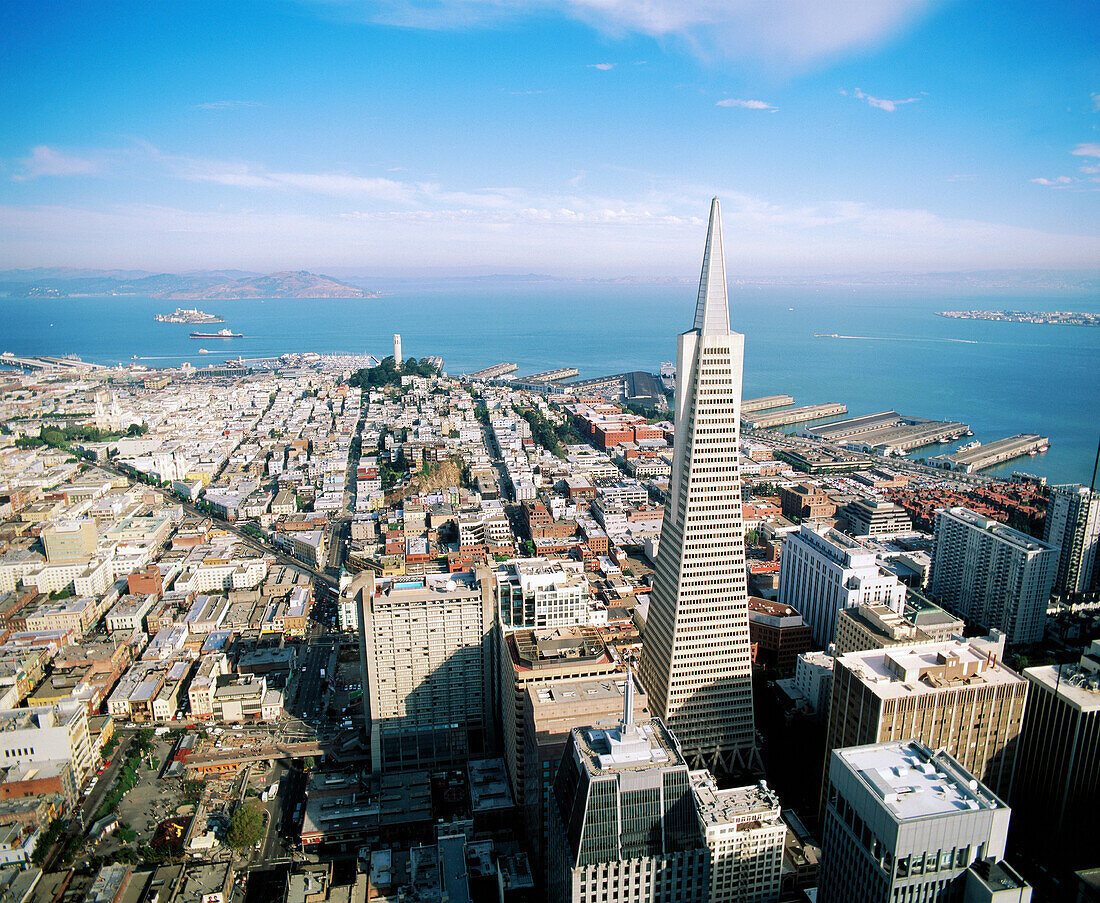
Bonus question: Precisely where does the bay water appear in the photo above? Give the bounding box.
[2,281,1097,485]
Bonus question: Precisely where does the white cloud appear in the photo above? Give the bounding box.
[12,146,101,181]
[849,88,920,112]
[190,100,264,110]
[1030,176,1073,187]
[716,98,777,111]
[1092,92,1100,111]
[589,62,614,70]
[1071,143,1100,158]
[321,0,933,70]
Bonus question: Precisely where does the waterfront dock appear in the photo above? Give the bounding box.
[465,362,518,380]
[930,435,1049,473]
[519,367,579,383]
[804,410,970,453]
[742,394,795,414]
[743,402,847,429]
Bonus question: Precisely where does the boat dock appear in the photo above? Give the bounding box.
[929,435,1048,473]
[465,362,518,380]
[743,403,847,429]
[742,394,794,414]
[804,410,970,453]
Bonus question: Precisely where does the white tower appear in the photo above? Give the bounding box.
[393,333,402,364]
[639,198,757,772]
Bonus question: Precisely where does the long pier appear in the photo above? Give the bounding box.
[744,403,847,429]
[929,435,1048,473]
[519,367,579,383]
[741,394,794,414]
[465,362,518,380]
[804,410,970,452]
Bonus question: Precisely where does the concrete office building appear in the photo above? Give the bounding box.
[522,676,649,869]
[548,679,710,903]
[842,498,913,537]
[353,569,495,775]
[931,506,1057,645]
[0,701,94,780]
[498,625,624,802]
[818,741,1015,903]
[41,519,98,563]
[1010,640,1100,876]
[690,771,786,903]
[777,525,907,647]
[1044,484,1100,595]
[639,198,758,771]
[825,635,1027,804]
[834,602,962,657]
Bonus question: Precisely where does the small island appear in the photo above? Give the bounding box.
[937,310,1100,326]
[154,307,225,324]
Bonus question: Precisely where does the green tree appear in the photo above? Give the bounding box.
[227,802,265,851]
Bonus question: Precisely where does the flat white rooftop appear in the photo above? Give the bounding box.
[840,741,1002,822]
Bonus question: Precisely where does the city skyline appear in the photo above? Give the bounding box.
[1,0,1098,274]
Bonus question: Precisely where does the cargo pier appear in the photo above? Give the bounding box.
[743,403,847,429]
[741,394,795,414]
[465,362,518,380]
[803,410,970,453]
[929,435,1049,473]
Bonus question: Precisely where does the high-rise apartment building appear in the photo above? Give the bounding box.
[639,197,757,771]
[548,679,710,903]
[352,569,495,774]
[1010,640,1100,877]
[1044,484,1100,595]
[824,635,1027,804]
[931,506,1058,645]
[690,771,786,903]
[818,741,1016,903]
[777,525,907,647]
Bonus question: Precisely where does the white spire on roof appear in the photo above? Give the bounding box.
[692,197,731,336]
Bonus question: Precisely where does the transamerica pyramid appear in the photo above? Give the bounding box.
[638,197,758,772]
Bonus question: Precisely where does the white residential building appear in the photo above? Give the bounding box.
[777,526,907,647]
[931,506,1057,645]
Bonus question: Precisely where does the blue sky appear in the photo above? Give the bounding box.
[1,0,1097,276]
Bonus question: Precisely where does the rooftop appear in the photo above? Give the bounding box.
[690,771,782,830]
[837,637,1020,700]
[838,740,1004,822]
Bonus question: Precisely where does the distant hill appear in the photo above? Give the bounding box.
[0,268,378,299]
[164,270,376,299]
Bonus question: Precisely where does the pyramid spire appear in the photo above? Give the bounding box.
[692,197,731,336]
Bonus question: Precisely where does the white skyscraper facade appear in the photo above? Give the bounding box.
[1044,484,1100,595]
[777,525,907,647]
[639,198,757,771]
